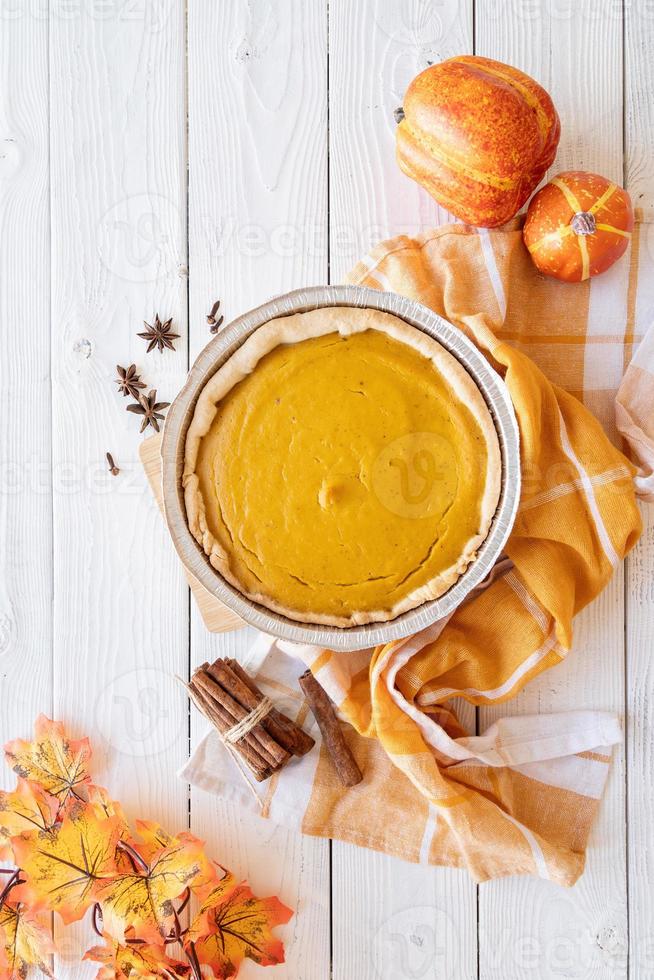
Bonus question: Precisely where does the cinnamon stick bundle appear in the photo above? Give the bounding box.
[188,678,271,781]
[195,666,290,769]
[224,659,315,756]
[299,670,363,787]
[189,658,315,783]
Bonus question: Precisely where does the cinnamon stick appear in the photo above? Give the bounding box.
[298,671,362,787]
[215,658,315,757]
[194,668,290,769]
[188,679,271,781]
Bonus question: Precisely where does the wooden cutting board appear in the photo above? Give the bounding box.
[139,433,245,634]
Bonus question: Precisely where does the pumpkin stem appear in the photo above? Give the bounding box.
[393,106,405,124]
[570,211,596,236]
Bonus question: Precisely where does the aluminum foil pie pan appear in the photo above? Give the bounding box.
[161,284,521,652]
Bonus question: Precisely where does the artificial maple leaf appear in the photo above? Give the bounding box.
[134,820,217,882]
[66,786,139,874]
[85,786,130,832]
[0,900,56,980]
[84,938,190,979]
[4,715,92,806]
[11,809,122,924]
[0,779,59,861]
[185,880,292,979]
[185,871,236,935]
[132,819,176,863]
[95,834,212,945]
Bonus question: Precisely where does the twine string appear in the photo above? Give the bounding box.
[222,697,273,744]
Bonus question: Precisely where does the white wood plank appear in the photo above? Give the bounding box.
[49,5,189,975]
[625,2,654,219]
[329,0,472,285]
[187,2,331,977]
[188,0,329,363]
[328,3,478,978]
[624,6,654,975]
[475,3,628,977]
[625,505,654,980]
[0,12,51,756]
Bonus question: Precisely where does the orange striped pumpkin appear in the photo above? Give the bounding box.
[395,56,560,228]
[523,171,634,282]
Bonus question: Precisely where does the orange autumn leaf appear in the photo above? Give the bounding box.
[134,820,217,881]
[132,819,185,864]
[95,834,212,945]
[0,779,59,861]
[84,938,190,979]
[4,715,92,806]
[133,819,175,855]
[76,788,140,874]
[186,881,292,979]
[186,871,237,933]
[86,785,129,827]
[11,808,122,924]
[0,900,56,980]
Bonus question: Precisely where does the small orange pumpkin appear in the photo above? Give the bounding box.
[523,171,634,282]
[395,55,560,228]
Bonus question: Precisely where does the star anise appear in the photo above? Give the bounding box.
[115,363,146,399]
[138,314,180,353]
[126,389,170,433]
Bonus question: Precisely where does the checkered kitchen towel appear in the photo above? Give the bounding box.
[183,216,653,885]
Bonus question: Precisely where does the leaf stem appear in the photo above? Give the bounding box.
[0,869,23,910]
[116,839,149,873]
[176,887,191,918]
[91,903,103,938]
[186,940,203,980]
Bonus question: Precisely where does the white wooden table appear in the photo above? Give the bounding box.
[2,2,653,978]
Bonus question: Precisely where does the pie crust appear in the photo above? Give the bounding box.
[183,307,501,627]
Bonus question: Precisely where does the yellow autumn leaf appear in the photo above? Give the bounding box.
[84,938,190,979]
[0,900,56,980]
[132,819,178,865]
[95,834,213,945]
[185,872,236,935]
[134,819,217,880]
[11,808,122,924]
[186,880,292,979]
[4,715,92,806]
[0,779,59,861]
[86,785,129,826]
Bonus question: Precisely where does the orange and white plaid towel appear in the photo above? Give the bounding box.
[183,217,653,885]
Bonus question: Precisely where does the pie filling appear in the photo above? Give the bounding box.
[194,328,492,621]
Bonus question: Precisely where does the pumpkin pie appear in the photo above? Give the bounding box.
[183,307,501,627]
